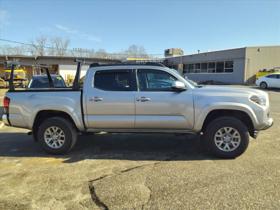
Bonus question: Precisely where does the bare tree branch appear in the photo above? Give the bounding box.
[0,44,27,55]
[29,36,48,56]
[49,37,70,56]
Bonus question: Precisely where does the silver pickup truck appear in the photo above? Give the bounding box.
[2,63,273,158]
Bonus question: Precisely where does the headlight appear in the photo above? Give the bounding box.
[250,95,266,106]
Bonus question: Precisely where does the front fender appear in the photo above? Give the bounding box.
[193,102,258,132]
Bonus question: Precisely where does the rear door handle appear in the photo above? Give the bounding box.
[136,97,151,102]
[89,97,103,102]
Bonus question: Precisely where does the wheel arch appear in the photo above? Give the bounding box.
[201,109,255,138]
[32,110,79,141]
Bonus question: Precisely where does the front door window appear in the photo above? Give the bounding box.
[137,69,177,91]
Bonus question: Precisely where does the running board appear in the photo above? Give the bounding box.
[86,128,197,134]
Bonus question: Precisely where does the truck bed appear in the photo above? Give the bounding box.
[3,89,85,131]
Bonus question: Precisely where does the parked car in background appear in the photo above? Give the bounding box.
[256,73,280,89]
[28,75,66,89]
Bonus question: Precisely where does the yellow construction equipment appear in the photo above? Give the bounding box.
[256,67,280,79]
[1,68,26,80]
[0,68,28,88]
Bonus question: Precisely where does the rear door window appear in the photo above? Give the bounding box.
[94,70,136,91]
[266,74,278,79]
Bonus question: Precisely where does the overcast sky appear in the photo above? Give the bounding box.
[0,0,279,56]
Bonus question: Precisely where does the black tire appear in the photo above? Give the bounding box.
[260,82,268,89]
[203,117,249,159]
[37,117,77,155]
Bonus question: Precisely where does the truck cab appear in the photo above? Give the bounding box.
[83,64,194,131]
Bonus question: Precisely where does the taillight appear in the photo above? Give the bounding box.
[3,96,10,113]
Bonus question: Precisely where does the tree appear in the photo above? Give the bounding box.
[0,38,153,59]
[49,37,70,56]
[29,36,48,56]
[95,49,108,58]
[71,48,96,58]
[0,44,27,55]
[124,45,148,58]
[71,48,85,57]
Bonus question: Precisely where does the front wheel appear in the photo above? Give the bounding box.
[260,82,268,89]
[37,117,78,155]
[203,117,249,158]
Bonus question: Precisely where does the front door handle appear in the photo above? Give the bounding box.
[136,97,151,102]
[89,97,103,102]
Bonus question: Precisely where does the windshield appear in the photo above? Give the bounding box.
[28,76,66,88]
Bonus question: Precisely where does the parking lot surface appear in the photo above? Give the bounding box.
[0,88,280,210]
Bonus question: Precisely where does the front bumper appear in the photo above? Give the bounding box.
[259,117,274,130]
[252,117,273,139]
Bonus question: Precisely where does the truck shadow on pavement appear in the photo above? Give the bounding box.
[0,132,218,162]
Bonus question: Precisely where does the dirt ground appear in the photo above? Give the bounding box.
[0,87,279,210]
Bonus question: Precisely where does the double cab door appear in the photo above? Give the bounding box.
[84,68,194,130]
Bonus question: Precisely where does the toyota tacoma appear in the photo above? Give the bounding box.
[2,63,273,158]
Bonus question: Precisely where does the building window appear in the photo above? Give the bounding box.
[208,62,216,73]
[184,61,233,74]
[183,64,189,73]
[225,61,234,72]
[194,63,201,73]
[201,63,207,73]
[216,62,224,73]
[189,64,194,73]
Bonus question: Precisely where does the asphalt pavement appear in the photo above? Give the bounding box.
[0,88,279,210]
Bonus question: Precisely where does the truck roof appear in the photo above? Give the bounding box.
[89,62,165,68]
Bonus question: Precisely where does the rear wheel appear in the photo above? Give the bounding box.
[260,82,268,89]
[203,117,249,158]
[37,117,77,155]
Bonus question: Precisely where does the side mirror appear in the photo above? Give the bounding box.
[172,81,186,91]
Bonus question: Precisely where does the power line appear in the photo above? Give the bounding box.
[0,38,163,57]
[0,38,60,51]
[0,38,34,46]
